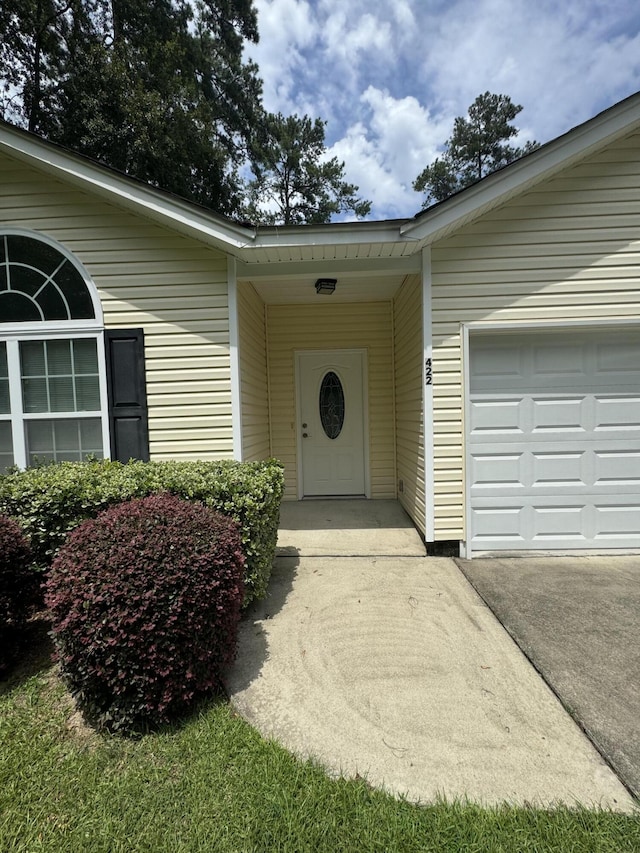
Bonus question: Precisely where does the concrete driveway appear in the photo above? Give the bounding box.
[456,555,640,800]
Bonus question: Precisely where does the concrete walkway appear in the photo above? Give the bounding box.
[227,503,635,810]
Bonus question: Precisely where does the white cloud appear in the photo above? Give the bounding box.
[249,0,640,219]
[247,0,318,114]
[328,88,450,218]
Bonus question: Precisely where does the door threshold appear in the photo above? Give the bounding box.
[301,494,368,500]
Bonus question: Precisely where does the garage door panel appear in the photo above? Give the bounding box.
[594,396,640,431]
[471,496,640,549]
[532,398,587,432]
[594,505,640,541]
[469,329,640,552]
[594,450,640,487]
[471,331,640,394]
[469,399,524,434]
[471,443,640,494]
[471,394,640,439]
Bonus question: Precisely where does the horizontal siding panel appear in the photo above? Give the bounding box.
[0,150,234,462]
[393,275,425,535]
[237,283,270,462]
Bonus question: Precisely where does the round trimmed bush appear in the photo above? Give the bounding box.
[0,514,33,675]
[45,493,245,732]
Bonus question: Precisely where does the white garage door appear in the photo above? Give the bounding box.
[468,329,640,551]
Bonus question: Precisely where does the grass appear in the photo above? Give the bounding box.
[1,625,639,853]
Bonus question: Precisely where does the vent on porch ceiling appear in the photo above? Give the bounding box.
[315,278,337,295]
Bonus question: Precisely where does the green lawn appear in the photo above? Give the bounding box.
[1,625,638,853]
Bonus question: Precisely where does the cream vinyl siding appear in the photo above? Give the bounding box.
[393,275,425,535]
[237,282,270,461]
[430,130,640,540]
[266,302,395,500]
[0,153,233,460]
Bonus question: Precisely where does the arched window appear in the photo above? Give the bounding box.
[0,233,97,322]
[0,231,108,471]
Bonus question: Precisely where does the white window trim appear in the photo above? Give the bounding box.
[1,227,104,325]
[0,230,109,469]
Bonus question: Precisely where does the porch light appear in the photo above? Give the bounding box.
[315,278,337,294]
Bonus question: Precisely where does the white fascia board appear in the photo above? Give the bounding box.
[0,124,256,253]
[401,91,640,244]
[251,219,410,250]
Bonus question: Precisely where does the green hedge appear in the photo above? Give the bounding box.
[0,459,284,606]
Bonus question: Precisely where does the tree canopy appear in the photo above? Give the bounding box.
[243,113,371,225]
[413,92,539,207]
[0,0,263,216]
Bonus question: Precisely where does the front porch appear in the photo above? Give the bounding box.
[276,499,426,557]
[235,270,428,538]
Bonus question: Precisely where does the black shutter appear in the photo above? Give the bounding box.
[104,329,150,462]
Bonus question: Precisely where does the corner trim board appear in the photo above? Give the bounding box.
[422,247,435,540]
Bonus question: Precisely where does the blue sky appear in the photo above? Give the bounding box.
[245,0,640,220]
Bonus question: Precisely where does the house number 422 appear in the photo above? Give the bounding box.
[425,358,433,386]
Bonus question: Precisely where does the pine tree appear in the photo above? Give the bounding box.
[413,92,539,207]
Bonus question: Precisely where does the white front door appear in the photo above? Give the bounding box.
[297,350,367,497]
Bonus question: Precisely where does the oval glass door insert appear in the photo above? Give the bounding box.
[319,371,345,439]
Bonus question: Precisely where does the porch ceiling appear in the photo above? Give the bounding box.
[245,273,407,304]
[236,254,421,304]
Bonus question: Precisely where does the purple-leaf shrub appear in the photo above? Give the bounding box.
[0,514,33,675]
[45,493,245,732]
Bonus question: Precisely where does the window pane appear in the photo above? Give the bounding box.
[21,341,46,375]
[25,417,103,465]
[319,371,345,440]
[37,282,69,321]
[7,235,62,276]
[0,421,14,473]
[56,263,95,319]
[49,377,75,411]
[47,339,73,376]
[23,378,48,413]
[76,376,100,410]
[73,339,99,374]
[0,291,43,322]
[8,265,46,298]
[25,420,54,457]
[53,419,81,451]
[79,419,103,454]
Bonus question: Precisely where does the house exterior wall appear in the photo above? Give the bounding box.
[266,301,396,500]
[430,129,640,540]
[237,282,270,461]
[0,152,234,460]
[392,274,426,535]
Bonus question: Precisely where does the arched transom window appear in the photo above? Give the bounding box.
[0,232,108,471]
[1,233,96,322]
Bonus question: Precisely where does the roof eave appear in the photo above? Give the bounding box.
[0,121,257,253]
